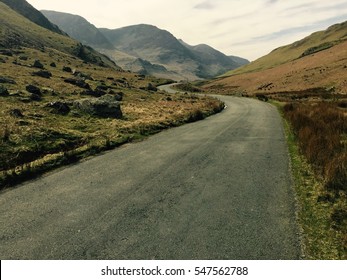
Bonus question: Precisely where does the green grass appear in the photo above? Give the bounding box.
[275,101,347,259]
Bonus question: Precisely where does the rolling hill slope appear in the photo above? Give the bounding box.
[204,21,347,95]
[223,20,347,77]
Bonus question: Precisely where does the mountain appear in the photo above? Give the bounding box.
[41,10,114,50]
[179,40,249,77]
[41,11,248,80]
[0,0,63,35]
[204,21,347,95]
[100,24,248,80]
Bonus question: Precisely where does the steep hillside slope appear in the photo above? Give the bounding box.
[41,10,114,50]
[223,20,347,76]
[204,21,347,95]
[0,2,117,68]
[0,0,63,35]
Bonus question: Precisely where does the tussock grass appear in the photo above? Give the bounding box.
[283,102,346,192]
[279,101,347,259]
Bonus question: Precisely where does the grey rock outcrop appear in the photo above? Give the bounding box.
[73,94,122,118]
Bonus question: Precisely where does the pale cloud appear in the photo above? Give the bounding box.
[25,0,347,61]
[194,1,215,10]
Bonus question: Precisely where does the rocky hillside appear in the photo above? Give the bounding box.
[0,0,63,35]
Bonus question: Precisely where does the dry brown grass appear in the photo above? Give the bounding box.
[282,101,347,255]
[204,41,347,96]
[283,102,346,191]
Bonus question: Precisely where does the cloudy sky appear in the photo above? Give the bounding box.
[26,0,347,61]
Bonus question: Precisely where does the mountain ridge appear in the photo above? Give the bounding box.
[0,0,64,35]
[41,10,249,80]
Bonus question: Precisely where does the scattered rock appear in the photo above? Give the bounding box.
[29,93,42,101]
[46,101,71,115]
[141,83,157,92]
[73,95,122,118]
[73,71,92,80]
[64,78,91,89]
[96,84,109,91]
[10,109,24,118]
[82,89,107,97]
[0,57,6,63]
[26,84,41,95]
[0,76,16,84]
[63,66,72,73]
[50,62,57,67]
[147,83,158,91]
[19,56,28,61]
[32,60,44,69]
[0,85,9,96]
[108,90,123,101]
[32,70,52,79]
[0,49,13,56]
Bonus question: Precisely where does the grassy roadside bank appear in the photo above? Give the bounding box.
[275,101,346,259]
[0,93,224,190]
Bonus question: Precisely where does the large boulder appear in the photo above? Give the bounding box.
[73,94,122,119]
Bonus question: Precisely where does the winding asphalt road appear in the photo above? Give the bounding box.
[0,95,301,259]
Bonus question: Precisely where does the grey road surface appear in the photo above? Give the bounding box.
[0,96,301,259]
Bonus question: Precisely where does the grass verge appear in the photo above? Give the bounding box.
[275,101,347,259]
[0,94,224,190]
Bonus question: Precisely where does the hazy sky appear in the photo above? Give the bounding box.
[26,0,347,60]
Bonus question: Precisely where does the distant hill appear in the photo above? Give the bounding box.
[180,40,249,77]
[0,0,63,35]
[41,11,248,80]
[204,21,347,95]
